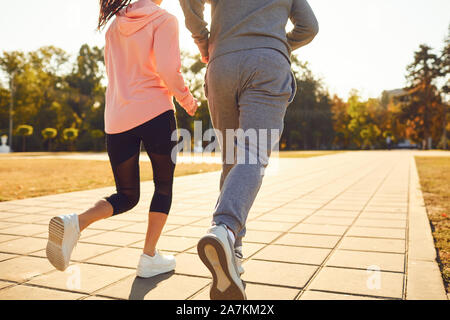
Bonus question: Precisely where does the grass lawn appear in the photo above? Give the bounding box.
[0,159,221,202]
[415,156,450,292]
[278,150,344,158]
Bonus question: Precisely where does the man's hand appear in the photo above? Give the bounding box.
[201,56,209,64]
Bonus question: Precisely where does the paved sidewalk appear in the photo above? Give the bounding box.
[0,151,447,300]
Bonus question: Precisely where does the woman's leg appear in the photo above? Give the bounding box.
[79,131,142,231]
[143,152,175,256]
[78,200,113,232]
[140,111,177,257]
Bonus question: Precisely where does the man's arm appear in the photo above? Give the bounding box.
[287,0,319,51]
[179,0,209,59]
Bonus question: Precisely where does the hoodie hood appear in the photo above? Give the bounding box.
[116,0,166,36]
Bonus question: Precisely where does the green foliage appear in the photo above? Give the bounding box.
[41,128,57,140]
[16,125,33,136]
[63,128,79,141]
[90,129,104,139]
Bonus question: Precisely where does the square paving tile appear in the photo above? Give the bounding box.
[0,212,25,220]
[299,290,383,300]
[0,253,17,262]
[2,214,50,224]
[256,213,308,223]
[164,226,206,238]
[308,266,404,299]
[192,283,300,300]
[0,256,54,282]
[0,237,47,255]
[96,274,210,300]
[6,206,51,214]
[167,216,202,225]
[253,245,330,265]
[290,224,347,236]
[0,280,14,290]
[174,253,211,278]
[115,222,148,234]
[326,250,405,272]
[303,216,355,226]
[354,219,406,228]
[28,263,134,294]
[275,233,340,249]
[242,230,282,244]
[242,260,317,288]
[347,227,406,239]
[70,243,118,262]
[80,231,144,247]
[0,234,20,243]
[190,218,214,227]
[314,210,360,218]
[78,229,107,240]
[339,237,405,253]
[82,295,117,300]
[359,212,407,220]
[0,284,86,300]
[269,207,316,216]
[131,235,198,252]
[0,221,21,230]
[246,220,295,232]
[86,247,141,269]
[0,223,47,237]
[88,219,134,231]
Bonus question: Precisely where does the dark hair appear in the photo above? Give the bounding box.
[98,0,132,30]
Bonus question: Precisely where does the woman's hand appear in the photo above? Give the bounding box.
[201,56,209,64]
[186,98,199,116]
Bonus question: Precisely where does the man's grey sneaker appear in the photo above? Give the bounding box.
[46,213,80,271]
[197,224,246,300]
[235,246,245,275]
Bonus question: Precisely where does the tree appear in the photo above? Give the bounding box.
[400,44,445,149]
[63,128,79,151]
[90,129,105,151]
[0,51,25,151]
[41,128,57,151]
[438,27,450,149]
[331,95,351,149]
[282,56,334,150]
[15,125,33,152]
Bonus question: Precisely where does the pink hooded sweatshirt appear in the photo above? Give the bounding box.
[104,0,196,134]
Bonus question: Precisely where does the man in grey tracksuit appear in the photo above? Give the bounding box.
[179,0,318,300]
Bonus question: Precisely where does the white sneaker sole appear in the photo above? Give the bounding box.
[198,235,246,300]
[136,263,176,278]
[46,217,69,271]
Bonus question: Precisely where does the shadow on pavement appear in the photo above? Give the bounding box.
[128,271,175,300]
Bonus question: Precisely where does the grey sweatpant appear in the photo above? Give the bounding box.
[205,48,297,247]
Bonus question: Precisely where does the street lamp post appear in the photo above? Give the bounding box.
[8,71,15,152]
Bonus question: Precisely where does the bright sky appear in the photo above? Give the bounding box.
[0,0,449,99]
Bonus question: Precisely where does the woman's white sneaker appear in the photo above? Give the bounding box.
[136,251,176,278]
[46,213,80,271]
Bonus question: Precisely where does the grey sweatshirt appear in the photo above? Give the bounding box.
[179,0,319,63]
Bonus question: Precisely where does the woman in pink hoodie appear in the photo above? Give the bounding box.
[45,0,198,278]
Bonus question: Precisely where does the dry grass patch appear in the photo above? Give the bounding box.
[415,156,450,292]
[0,159,220,202]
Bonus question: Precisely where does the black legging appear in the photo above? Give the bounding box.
[105,110,177,215]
